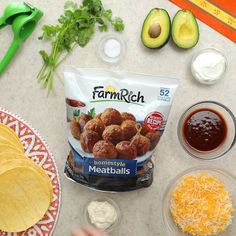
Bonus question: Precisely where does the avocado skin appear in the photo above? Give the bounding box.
[171,10,200,49]
[141,8,171,49]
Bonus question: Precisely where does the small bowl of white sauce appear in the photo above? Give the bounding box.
[191,48,227,85]
[84,197,120,232]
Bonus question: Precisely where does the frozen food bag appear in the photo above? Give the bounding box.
[64,67,179,191]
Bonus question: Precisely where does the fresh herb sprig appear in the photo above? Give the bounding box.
[37,0,124,94]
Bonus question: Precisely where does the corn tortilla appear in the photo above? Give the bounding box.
[0,124,22,147]
[0,158,53,200]
[0,135,24,153]
[0,125,53,232]
[0,166,51,232]
[0,151,26,163]
[0,124,24,152]
[0,143,23,155]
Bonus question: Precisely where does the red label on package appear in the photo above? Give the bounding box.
[144,112,164,131]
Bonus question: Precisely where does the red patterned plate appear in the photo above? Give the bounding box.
[0,108,61,236]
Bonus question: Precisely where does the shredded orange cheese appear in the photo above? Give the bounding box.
[170,173,233,236]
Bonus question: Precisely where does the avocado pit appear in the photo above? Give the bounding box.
[148,23,161,38]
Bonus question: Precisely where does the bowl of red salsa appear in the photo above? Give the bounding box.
[178,101,236,160]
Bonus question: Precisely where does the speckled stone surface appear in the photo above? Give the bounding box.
[0,0,235,235]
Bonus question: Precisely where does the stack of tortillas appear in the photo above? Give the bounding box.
[0,123,53,233]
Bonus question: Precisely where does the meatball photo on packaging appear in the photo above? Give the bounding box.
[64,67,179,191]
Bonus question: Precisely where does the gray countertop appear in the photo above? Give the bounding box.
[0,0,236,235]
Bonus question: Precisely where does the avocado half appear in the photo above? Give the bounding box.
[141,8,171,49]
[171,10,199,49]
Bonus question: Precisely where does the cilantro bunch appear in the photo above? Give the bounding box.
[37,0,124,94]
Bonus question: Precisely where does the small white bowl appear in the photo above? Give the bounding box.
[97,34,126,64]
[191,48,227,85]
[84,197,121,232]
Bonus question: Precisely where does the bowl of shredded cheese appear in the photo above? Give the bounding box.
[163,166,236,236]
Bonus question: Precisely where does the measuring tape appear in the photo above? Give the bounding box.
[189,0,236,30]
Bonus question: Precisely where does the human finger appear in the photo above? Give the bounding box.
[71,228,89,236]
[82,226,108,236]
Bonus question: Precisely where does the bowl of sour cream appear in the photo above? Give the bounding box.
[84,197,121,232]
[191,48,227,85]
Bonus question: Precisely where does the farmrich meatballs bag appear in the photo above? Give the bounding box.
[64,67,179,191]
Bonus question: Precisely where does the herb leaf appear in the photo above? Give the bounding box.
[73,109,81,118]
[37,0,125,95]
[112,17,125,31]
[88,108,96,117]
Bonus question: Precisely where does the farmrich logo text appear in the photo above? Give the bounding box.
[91,85,145,105]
